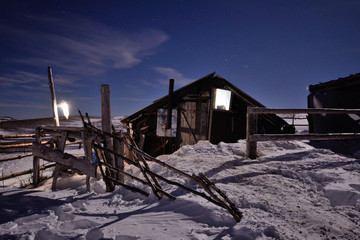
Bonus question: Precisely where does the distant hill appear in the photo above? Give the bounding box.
[0,116,16,123]
[0,116,114,134]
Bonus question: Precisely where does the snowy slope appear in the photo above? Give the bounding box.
[0,118,360,239]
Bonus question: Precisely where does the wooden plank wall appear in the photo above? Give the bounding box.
[179,102,209,146]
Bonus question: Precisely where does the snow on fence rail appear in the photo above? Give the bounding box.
[246,107,360,159]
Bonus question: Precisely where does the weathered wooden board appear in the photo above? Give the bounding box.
[32,142,97,178]
[179,102,209,146]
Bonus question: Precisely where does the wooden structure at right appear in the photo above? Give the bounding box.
[308,73,360,133]
[121,72,292,157]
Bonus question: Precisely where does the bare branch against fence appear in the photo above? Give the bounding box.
[79,110,243,222]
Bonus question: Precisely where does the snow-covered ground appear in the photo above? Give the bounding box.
[0,117,360,239]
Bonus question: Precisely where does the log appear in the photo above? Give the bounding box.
[0,134,35,139]
[0,153,32,162]
[0,163,56,181]
[1,142,38,149]
[32,142,96,178]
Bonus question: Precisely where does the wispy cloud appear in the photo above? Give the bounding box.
[0,71,46,88]
[0,103,48,109]
[113,97,154,102]
[154,67,193,86]
[0,70,81,93]
[1,15,169,76]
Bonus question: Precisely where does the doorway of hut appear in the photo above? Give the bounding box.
[208,88,247,144]
[209,110,246,144]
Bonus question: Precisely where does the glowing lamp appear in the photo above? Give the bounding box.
[58,102,70,119]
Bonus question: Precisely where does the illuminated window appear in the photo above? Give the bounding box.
[214,88,231,110]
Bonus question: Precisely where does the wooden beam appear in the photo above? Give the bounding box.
[250,133,360,142]
[32,142,96,178]
[250,107,360,115]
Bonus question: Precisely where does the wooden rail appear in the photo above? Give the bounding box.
[0,128,89,186]
[0,163,56,181]
[246,107,360,159]
[0,132,82,154]
[32,126,97,191]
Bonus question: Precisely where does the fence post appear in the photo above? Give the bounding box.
[48,66,60,127]
[100,84,115,191]
[32,127,41,185]
[113,131,125,183]
[246,106,258,159]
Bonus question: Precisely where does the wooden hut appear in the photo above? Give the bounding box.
[308,73,360,133]
[121,73,291,156]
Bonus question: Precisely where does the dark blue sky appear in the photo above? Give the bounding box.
[1,0,359,119]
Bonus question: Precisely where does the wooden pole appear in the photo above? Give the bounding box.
[246,106,258,159]
[100,84,115,191]
[101,84,112,135]
[166,79,174,129]
[51,131,68,190]
[113,131,125,183]
[81,130,93,191]
[32,127,41,185]
[48,66,60,127]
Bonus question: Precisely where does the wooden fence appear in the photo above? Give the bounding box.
[246,107,360,159]
[79,112,243,222]
[32,126,96,191]
[0,131,83,183]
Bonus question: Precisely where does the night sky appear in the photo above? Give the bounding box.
[1,0,359,119]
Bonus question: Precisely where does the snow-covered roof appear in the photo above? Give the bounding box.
[308,72,360,93]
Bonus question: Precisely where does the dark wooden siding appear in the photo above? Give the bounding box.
[179,102,209,147]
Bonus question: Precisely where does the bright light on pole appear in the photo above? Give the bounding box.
[58,102,69,119]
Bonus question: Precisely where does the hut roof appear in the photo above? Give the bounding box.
[121,72,267,123]
[308,73,360,93]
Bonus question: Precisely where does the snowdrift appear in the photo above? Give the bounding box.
[1,138,359,239]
